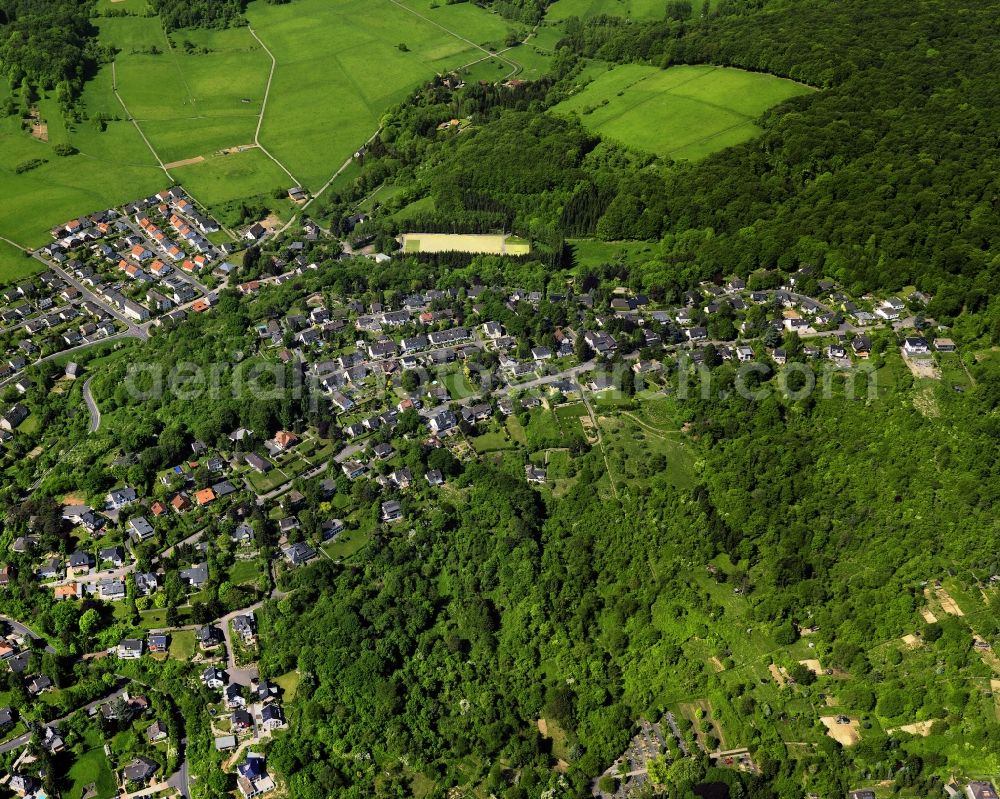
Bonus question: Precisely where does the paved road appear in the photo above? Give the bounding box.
[166,747,191,799]
[82,375,100,432]
[0,615,55,654]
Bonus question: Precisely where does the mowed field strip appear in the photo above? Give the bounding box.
[402,233,531,255]
[552,64,811,161]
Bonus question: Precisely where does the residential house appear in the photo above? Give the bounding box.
[107,486,138,510]
[0,404,28,432]
[129,515,156,542]
[237,753,275,799]
[225,683,247,709]
[202,665,226,688]
[903,336,930,355]
[525,464,547,484]
[260,703,286,731]
[966,783,999,799]
[99,546,126,568]
[147,634,169,653]
[68,550,94,574]
[232,614,257,645]
[282,542,316,566]
[135,572,159,596]
[123,756,158,786]
[381,501,403,523]
[147,719,168,742]
[118,639,144,659]
[180,562,209,588]
[98,580,126,601]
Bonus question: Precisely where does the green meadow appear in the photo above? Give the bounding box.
[546,0,669,21]
[247,0,511,189]
[0,70,165,249]
[105,20,270,163]
[552,63,811,160]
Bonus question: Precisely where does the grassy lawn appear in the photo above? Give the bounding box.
[229,559,262,585]
[0,239,42,285]
[567,238,661,270]
[107,24,270,162]
[441,371,478,400]
[170,149,294,216]
[551,63,811,161]
[275,670,302,702]
[245,465,288,493]
[68,743,118,799]
[471,426,515,453]
[138,606,191,629]
[324,524,372,560]
[0,72,164,247]
[169,629,196,660]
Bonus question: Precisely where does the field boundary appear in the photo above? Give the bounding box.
[248,25,302,186]
[112,61,173,179]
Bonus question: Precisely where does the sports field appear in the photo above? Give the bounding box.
[551,64,811,161]
[247,0,512,189]
[402,233,530,255]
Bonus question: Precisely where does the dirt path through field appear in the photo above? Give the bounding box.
[163,155,205,169]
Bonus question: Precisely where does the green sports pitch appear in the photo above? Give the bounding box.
[551,63,812,161]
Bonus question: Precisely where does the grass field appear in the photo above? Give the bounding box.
[102,20,270,164]
[170,148,291,212]
[0,71,165,248]
[68,730,117,799]
[169,630,197,660]
[402,232,530,255]
[546,0,669,20]
[552,63,811,161]
[1,0,516,245]
[247,0,512,189]
[0,240,40,284]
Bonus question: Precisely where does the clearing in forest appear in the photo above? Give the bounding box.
[402,233,530,255]
[820,716,860,746]
[551,63,811,161]
[937,588,965,616]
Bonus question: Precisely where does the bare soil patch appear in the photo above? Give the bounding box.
[709,656,725,673]
[769,663,787,687]
[820,716,860,746]
[937,588,964,616]
[920,608,938,624]
[887,720,933,737]
[798,659,823,675]
[164,155,205,170]
[904,353,940,379]
[901,634,922,649]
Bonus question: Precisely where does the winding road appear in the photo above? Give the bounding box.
[0,615,55,654]
[82,376,100,433]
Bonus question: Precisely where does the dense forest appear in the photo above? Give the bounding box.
[556,0,1000,335]
[321,0,1000,343]
[148,0,248,31]
[0,0,106,101]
